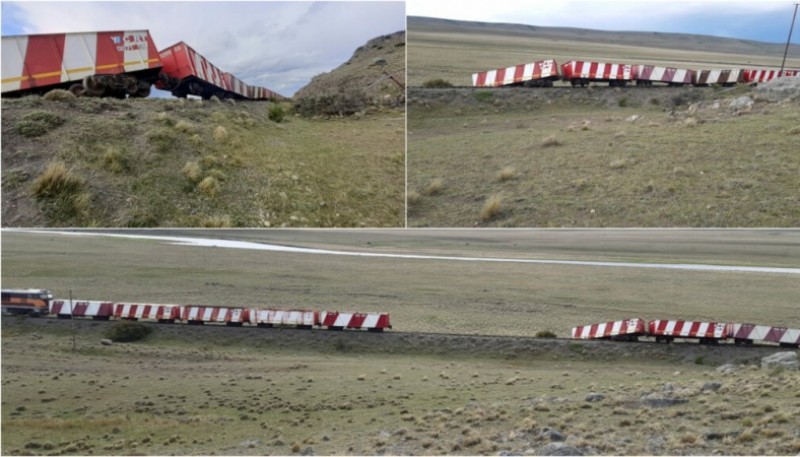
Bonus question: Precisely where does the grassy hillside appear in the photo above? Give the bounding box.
[1,95,404,227]
[408,86,800,227]
[408,16,800,87]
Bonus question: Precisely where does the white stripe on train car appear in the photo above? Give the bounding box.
[363,314,379,328]
[485,70,497,87]
[122,30,149,73]
[334,313,353,327]
[1,35,27,92]
[62,33,97,83]
[780,328,800,345]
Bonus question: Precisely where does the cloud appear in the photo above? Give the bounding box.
[3,1,405,96]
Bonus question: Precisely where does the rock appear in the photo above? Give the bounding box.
[301,446,314,456]
[585,393,605,402]
[640,393,688,408]
[755,75,800,102]
[716,363,738,374]
[625,115,640,122]
[761,352,799,371]
[728,96,753,109]
[31,333,41,340]
[537,443,583,456]
[701,382,722,392]
[239,439,261,448]
[540,428,565,442]
[100,339,113,346]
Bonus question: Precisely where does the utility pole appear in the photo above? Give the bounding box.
[780,2,799,73]
[70,290,76,351]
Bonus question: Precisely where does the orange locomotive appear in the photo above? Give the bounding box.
[1,289,53,316]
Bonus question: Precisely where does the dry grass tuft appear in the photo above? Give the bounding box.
[200,215,232,228]
[102,147,128,174]
[479,193,503,222]
[182,161,202,183]
[197,176,219,196]
[407,190,422,206]
[541,135,562,148]
[32,162,84,199]
[174,120,195,134]
[213,125,229,142]
[497,166,517,182]
[43,89,76,102]
[425,178,444,196]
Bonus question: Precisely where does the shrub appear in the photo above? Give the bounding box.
[474,91,493,102]
[213,125,229,142]
[480,193,503,222]
[43,89,76,102]
[268,104,285,123]
[541,134,562,148]
[535,330,557,338]
[422,78,453,88]
[32,162,83,199]
[497,166,516,181]
[15,110,65,137]
[182,161,202,183]
[197,176,219,196]
[104,321,152,342]
[101,146,129,174]
[173,120,195,134]
[424,178,443,196]
[294,89,368,117]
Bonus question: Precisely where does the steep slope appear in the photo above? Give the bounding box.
[293,31,405,106]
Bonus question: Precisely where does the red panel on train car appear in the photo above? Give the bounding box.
[21,34,66,90]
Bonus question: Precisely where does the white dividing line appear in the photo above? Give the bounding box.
[6,229,800,275]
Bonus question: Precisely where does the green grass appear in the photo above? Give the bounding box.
[2,97,404,227]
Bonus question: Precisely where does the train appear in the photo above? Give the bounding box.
[571,318,800,348]
[1,30,285,101]
[472,57,800,88]
[1,289,391,332]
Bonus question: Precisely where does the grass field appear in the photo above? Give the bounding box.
[1,96,404,228]
[2,229,800,455]
[3,229,799,337]
[406,18,800,227]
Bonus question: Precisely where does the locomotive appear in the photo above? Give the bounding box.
[1,30,284,101]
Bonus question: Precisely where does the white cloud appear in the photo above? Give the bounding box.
[7,1,405,96]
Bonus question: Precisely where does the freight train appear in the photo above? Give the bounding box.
[1,289,391,332]
[472,57,800,88]
[1,30,284,101]
[5,289,798,347]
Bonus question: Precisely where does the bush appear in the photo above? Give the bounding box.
[535,330,557,338]
[474,91,493,102]
[32,162,84,199]
[268,104,285,123]
[103,321,152,342]
[15,110,65,137]
[294,88,368,117]
[480,193,503,222]
[422,78,453,88]
[43,89,76,102]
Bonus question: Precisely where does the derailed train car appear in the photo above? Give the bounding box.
[1,30,283,101]
[572,318,800,347]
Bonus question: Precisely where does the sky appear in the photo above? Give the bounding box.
[407,0,800,45]
[1,1,406,97]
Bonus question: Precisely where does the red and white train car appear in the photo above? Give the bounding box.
[571,318,647,341]
[114,303,182,323]
[252,309,318,329]
[731,323,800,348]
[636,65,694,86]
[1,30,161,97]
[156,41,230,98]
[472,59,560,88]
[319,311,392,332]
[648,319,732,344]
[50,300,115,320]
[561,60,637,87]
[743,69,800,84]
[181,305,250,326]
[694,69,744,86]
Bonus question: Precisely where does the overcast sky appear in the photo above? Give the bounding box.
[1,1,405,97]
[407,0,800,45]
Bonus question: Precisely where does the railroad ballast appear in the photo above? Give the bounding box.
[472,58,800,88]
[1,30,284,101]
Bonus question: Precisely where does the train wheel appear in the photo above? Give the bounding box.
[69,83,85,97]
[133,82,151,98]
[83,75,106,97]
